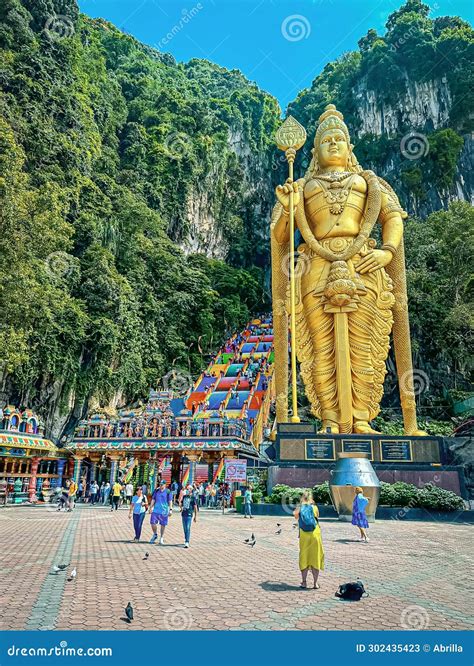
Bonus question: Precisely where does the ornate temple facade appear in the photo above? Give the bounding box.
[0,407,67,503]
[64,318,274,489]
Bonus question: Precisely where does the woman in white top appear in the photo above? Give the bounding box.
[129,486,149,542]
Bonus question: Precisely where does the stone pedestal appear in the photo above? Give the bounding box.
[269,423,467,498]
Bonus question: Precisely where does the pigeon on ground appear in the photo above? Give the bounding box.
[125,602,134,623]
[276,523,281,527]
[52,565,60,574]
[67,568,77,582]
[57,564,69,570]
[293,523,298,529]
[249,538,256,547]
[275,528,282,535]
[143,552,149,560]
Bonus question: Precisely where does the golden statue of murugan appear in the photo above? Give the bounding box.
[271,104,426,435]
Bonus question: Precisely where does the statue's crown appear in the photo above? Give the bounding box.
[315,103,350,147]
[318,103,344,124]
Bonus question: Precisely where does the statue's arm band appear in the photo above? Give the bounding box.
[381,243,397,256]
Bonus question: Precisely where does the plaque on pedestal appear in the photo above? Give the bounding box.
[380,439,413,462]
[341,439,374,460]
[305,439,336,461]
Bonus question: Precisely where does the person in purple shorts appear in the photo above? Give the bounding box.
[148,479,172,545]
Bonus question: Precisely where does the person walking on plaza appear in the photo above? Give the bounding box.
[67,478,77,511]
[148,479,172,545]
[111,480,122,511]
[129,486,149,542]
[179,484,198,548]
[170,480,179,505]
[90,480,99,504]
[103,482,111,505]
[56,483,69,511]
[192,482,200,511]
[99,482,105,503]
[198,482,205,507]
[244,484,253,519]
[210,483,217,508]
[294,491,324,589]
[125,482,134,505]
[352,486,370,542]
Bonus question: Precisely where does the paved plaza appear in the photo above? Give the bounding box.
[0,504,472,632]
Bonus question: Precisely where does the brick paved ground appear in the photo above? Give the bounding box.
[0,504,472,631]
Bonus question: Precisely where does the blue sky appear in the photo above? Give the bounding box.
[79,0,473,110]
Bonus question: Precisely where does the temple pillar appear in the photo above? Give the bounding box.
[187,453,200,485]
[67,457,75,479]
[72,456,84,486]
[205,453,219,482]
[109,455,121,484]
[28,457,40,502]
[89,454,101,482]
[56,458,67,488]
[147,455,157,493]
[171,452,181,484]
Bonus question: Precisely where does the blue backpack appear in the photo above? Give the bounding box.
[299,504,317,532]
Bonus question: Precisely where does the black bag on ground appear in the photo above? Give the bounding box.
[335,581,368,601]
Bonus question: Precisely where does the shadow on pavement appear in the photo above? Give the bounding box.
[260,581,303,592]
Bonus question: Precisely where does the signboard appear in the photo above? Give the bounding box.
[305,439,336,461]
[342,439,374,459]
[224,459,247,482]
[380,439,413,462]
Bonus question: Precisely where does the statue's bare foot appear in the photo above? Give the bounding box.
[354,421,379,434]
[319,421,339,434]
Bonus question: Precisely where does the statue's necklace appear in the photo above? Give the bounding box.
[315,173,354,216]
[317,171,353,183]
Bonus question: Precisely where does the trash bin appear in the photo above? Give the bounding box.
[235,495,243,513]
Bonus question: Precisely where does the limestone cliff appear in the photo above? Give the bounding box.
[288,4,473,219]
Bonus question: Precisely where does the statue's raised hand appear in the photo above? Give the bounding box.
[275,179,300,212]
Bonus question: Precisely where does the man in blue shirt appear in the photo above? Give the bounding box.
[148,480,172,545]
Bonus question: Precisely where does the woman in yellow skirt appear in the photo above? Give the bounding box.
[294,491,325,589]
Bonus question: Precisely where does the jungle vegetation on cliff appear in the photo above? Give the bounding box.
[0,0,279,434]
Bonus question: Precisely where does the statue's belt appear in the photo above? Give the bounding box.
[297,237,373,259]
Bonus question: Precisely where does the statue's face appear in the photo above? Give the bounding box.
[317,129,349,168]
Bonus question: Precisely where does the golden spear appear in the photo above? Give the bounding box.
[275,116,307,423]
